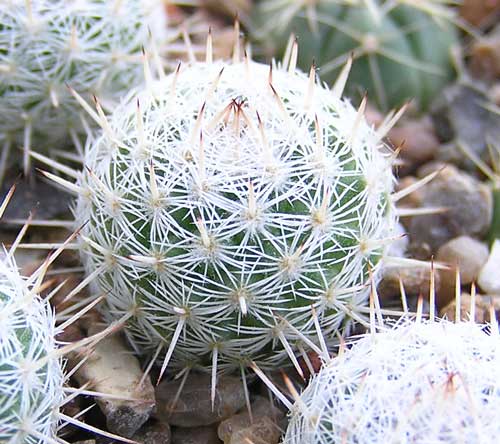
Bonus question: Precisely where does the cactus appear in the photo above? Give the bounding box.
[251,0,459,111]
[284,310,500,444]
[0,0,168,181]
[71,49,399,381]
[0,185,138,444]
[0,253,64,444]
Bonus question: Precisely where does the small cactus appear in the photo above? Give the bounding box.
[251,0,459,111]
[0,0,168,180]
[0,254,64,444]
[0,185,137,444]
[72,50,398,378]
[284,311,500,444]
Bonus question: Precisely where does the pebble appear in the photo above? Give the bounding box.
[470,24,500,81]
[217,397,284,444]
[415,161,449,179]
[171,426,221,444]
[387,116,439,171]
[156,374,246,427]
[460,0,500,26]
[431,82,500,168]
[378,264,439,303]
[200,0,252,19]
[394,176,423,209]
[436,236,490,307]
[406,295,432,316]
[70,327,156,438]
[0,175,72,222]
[478,239,500,294]
[491,82,500,105]
[408,165,492,252]
[364,106,439,172]
[440,292,500,324]
[133,421,172,444]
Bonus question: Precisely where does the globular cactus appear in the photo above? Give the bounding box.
[251,0,459,111]
[284,311,500,444]
[0,0,168,180]
[0,254,64,444]
[0,184,137,444]
[72,49,399,380]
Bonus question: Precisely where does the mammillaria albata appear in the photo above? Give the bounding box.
[0,0,168,181]
[60,37,405,391]
[284,294,500,444]
[0,187,138,444]
[0,253,64,444]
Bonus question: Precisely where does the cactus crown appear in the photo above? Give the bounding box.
[73,51,397,378]
[0,254,64,444]
[284,312,500,444]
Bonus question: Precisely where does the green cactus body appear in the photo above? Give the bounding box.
[0,256,64,444]
[252,0,458,111]
[75,58,397,373]
[0,0,167,178]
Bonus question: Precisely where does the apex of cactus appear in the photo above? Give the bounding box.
[284,305,500,444]
[72,44,399,383]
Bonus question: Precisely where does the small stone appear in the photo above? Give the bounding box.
[218,397,284,444]
[416,161,449,179]
[298,351,322,380]
[388,116,439,171]
[408,165,492,251]
[200,0,252,19]
[70,327,156,438]
[133,421,172,444]
[470,25,500,81]
[0,176,72,222]
[491,82,500,105]
[478,239,500,294]
[431,82,500,168]
[460,0,500,26]
[394,176,423,210]
[171,425,220,444]
[440,292,500,324]
[406,294,432,316]
[378,264,439,303]
[156,374,246,427]
[436,236,490,307]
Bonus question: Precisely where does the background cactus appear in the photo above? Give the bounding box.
[72,53,398,379]
[251,0,459,112]
[0,0,168,181]
[284,313,500,444]
[0,254,64,444]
